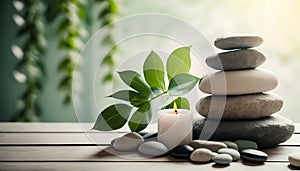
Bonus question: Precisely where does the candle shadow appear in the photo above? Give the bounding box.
[288,164,300,170]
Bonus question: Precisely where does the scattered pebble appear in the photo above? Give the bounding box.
[218,148,240,161]
[222,141,239,151]
[189,140,227,152]
[142,132,157,141]
[138,141,168,157]
[212,153,233,165]
[190,148,214,162]
[241,149,268,162]
[112,132,144,151]
[235,140,257,151]
[289,154,300,168]
[170,145,194,159]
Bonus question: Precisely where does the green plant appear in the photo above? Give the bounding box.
[11,0,46,121]
[93,46,200,132]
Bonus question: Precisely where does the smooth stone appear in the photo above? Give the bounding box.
[189,140,227,152]
[110,138,119,146]
[190,148,214,162]
[170,145,194,159]
[241,149,268,162]
[212,154,233,165]
[289,154,300,168]
[193,115,294,148]
[142,133,157,141]
[222,141,239,151]
[199,69,278,95]
[206,49,266,71]
[112,132,144,151]
[214,35,263,50]
[196,93,283,120]
[138,141,169,157]
[138,132,149,137]
[218,148,240,161]
[235,140,257,151]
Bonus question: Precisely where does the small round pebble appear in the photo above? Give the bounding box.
[218,148,240,161]
[190,140,227,152]
[190,148,214,162]
[289,153,300,168]
[138,141,168,157]
[212,153,233,165]
[235,140,257,151]
[170,145,194,159]
[241,149,268,162]
[214,35,263,50]
[112,132,144,151]
[222,141,239,151]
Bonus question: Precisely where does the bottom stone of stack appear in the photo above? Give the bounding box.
[193,115,294,148]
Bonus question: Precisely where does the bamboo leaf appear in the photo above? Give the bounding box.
[166,46,191,80]
[143,50,165,91]
[92,104,132,131]
[168,73,199,96]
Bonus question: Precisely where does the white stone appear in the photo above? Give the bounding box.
[199,69,278,95]
[112,132,144,151]
[190,148,214,162]
[289,153,300,167]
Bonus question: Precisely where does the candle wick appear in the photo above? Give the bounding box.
[175,109,178,114]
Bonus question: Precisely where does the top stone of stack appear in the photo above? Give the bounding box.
[214,35,263,50]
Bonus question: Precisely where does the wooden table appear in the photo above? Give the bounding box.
[0,122,299,171]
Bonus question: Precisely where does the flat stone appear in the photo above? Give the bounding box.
[235,140,257,151]
[206,49,266,71]
[193,115,294,148]
[222,141,239,151]
[190,148,214,162]
[212,154,233,165]
[170,145,194,159]
[189,140,227,152]
[138,141,168,157]
[112,132,144,151]
[142,133,157,141]
[218,148,240,161]
[214,35,263,50]
[289,153,300,168]
[241,149,268,162]
[196,93,283,120]
[199,69,278,95]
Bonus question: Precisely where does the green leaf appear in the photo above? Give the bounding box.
[108,90,140,102]
[165,97,190,109]
[143,50,165,91]
[166,46,191,80]
[128,102,151,132]
[92,104,132,131]
[168,73,200,96]
[118,70,151,97]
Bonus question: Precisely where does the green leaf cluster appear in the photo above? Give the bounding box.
[93,46,200,132]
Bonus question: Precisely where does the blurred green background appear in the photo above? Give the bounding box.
[1,0,300,122]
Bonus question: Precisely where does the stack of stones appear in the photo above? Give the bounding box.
[193,35,295,149]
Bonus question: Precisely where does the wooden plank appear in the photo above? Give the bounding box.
[0,146,295,162]
[0,162,295,171]
[1,132,299,146]
[295,123,300,134]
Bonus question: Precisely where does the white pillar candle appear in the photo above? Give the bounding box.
[157,108,193,149]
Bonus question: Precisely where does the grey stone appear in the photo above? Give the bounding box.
[193,115,294,148]
[218,148,240,161]
[212,154,233,165]
[196,93,283,120]
[241,149,268,162]
[170,145,194,159]
[189,140,227,152]
[214,35,263,50]
[222,141,239,151]
[190,148,214,162]
[112,132,144,151]
[235,140,257,151]
[138,141,168,157]
[206,49,266,71]
[142,132,157,141]
[289,153,300,168]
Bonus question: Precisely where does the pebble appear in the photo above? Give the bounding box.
[199,69,278,95]
[218,148,240,161]
[190,148,214,162]
[170,145,194,159]
[112,132,144,151]
[212,153,233,165]
[193,115,294,148]
[235,140,257,151]
[289,154,300,168]
[222,141,239,151]
[241,149,268,162]
[214,35,263,50]
[189,140,227,152]
[206,49,266,70]
[138,141,169,157]
[196,93,283,120]
[142,132,157,141]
